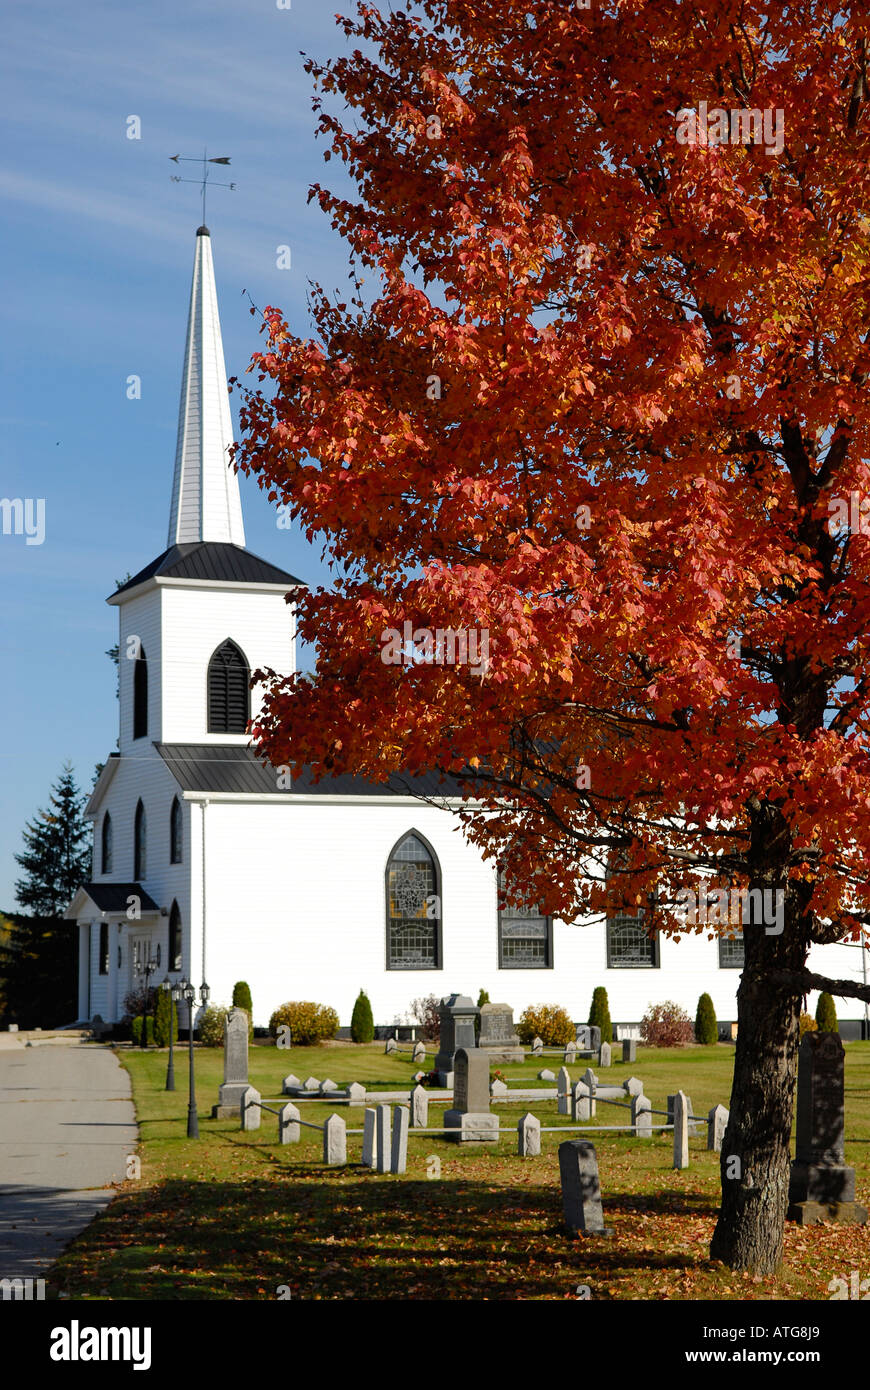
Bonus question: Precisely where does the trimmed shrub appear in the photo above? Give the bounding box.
[694,992,718,1045]
[517,1004,575,1046]
[475,989,490,1039]
[640,1001,694,1047]
[153,988,179,1047]
[588,986,612,1044]
[198,1005,230,1047]
[410,995,441,1042]
[815,992,838,1033]
[350,990,374,1044]
[131,1015,154,1046]
[799,1012,818,1038]
[268,1001,339,1046]
[232,982,254,1040]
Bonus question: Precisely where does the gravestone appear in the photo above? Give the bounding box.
[518,1113,541,1157]
[623,1076,644,1097]
[376,1104,391,1173]
[530,1036,544,1057]
[435,994,479,1083]
[320,1079,338,1094]
[557,1066,571,1116]
[240,1085,261,1131]
[323,1114,346,1166]
[672,1090,689,1169]
[490,1078,508,1099]
[390,1106,409,1174]
[281,1073,302,1094]
[385,1036,398,1054]
[564,1041,577,1065]
[346,1082,366,1105]
[559,1140,608,1236]
[574,1025,601,1052]
[622,1039,637,1064]
[707,1104,728,1153]
[571,1080,592,1121]
[538,1068,556,1082]
[667,1092,700,1136]
[410,1084,428,1129]
[788,1032,868,1225]
[279,1102,300,1144]
[631,1092,652,1138]
[478,1003,524,1063]
[304,1076,320,1091]
[412,1041,426,1064]
[213,1007,251,1117]
[444,1047,498,1143]
[362,1107,379,1167]
[598,1042,612,1068]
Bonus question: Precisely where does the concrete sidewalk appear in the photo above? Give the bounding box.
[0,1043,137,1281]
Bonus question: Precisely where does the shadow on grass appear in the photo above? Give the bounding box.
[49,1172,716,1301]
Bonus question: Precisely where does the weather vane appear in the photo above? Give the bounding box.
[169,149,235,224]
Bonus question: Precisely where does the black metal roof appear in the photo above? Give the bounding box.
[110,542,306,599]
[155,743,467,799]
[78,883,160,913]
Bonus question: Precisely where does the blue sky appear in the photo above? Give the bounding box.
[0,0,365,907]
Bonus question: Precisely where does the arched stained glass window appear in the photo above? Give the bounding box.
[207,639,250,734]
[168,900,182,973]
[134,800,146,881]
[386,832,440,970]
[133,644,148,740]
[170,797,182,864]
[101,812,113,875]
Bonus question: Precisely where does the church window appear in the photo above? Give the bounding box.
[170,797,182,864]
[133,645,148,740]
[497,868,552,968]
[718,928,745,968]
[605,854,659,967]
[134,800,147,880]
[168,901,182,972]
[101,812,113,874]
[386,832,441,970]
[207,639,250,734]
[98,922,109,975]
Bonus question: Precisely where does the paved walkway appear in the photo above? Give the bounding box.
[0,1037,137,1280]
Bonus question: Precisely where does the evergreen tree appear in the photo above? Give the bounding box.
[588,986,612,1044]
[232,980,254,1039]
[695,992,718,1045]
[14,763,91,916]
[154,986,179,1047]
[815,991,838,1033]
[350,989,374,1043]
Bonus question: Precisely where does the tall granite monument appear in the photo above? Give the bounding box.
[788,1031,868,1226]
[477,1002,524,1063]
[435,994,479,1085]
[212,1007,250,1118]
[444,1047,498,1143]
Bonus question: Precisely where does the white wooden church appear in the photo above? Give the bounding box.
[65,227,867,1037]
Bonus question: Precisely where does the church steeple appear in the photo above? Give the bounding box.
[167,227,246,548]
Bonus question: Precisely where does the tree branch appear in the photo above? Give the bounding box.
[769,968,870,1004]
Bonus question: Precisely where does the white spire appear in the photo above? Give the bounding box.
[167,227,246,548]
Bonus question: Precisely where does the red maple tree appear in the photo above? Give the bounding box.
[234,1,870,1273]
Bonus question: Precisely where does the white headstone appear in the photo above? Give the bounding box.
[279,1102,300,1144]
[707,1103,728,1152]
[362,1107,378,1167]
[518,1113,541,1157]
[376,1104,391,1173]
[531,1036,543,1056]
[557,1066,571,1116]
[571,1080,591,1121]
[490,1078,508,1099]
[320,1078,338,1093]
[631,1092,652,1138]
[564,1041,577,1064]
[673,1090,690,1169]
[323,1113,346,1166]
[390,1106,409,1174]
[385,1036,397,1054]
[538,1069,556,1082]
[240,1085,261,1131]
[281,1074,302,1093]
[411,1084,429,1129]
[304,1076,319,1091]
[598,1042,612,1068]
[412,1041,426,1063]
[347,1082,367,1105]
[623,1076,644,1097]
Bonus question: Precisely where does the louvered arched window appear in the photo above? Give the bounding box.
[168,900,182,972]
[134,800,146,881]
[133,644,148,740]
[207,639,250,734]
[101,811,113,875]
[170,796,182,864]
[385,831,441,970]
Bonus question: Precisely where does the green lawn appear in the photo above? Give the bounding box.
[47,1038,870,1300]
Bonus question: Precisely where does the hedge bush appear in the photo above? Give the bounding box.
[153,988,179,1047]
[198,1005,230,1047]
[694,992,718,1045]
[588,986,612,1044]
[268,1001,339,1046]
[350,990,374,1044]
[131,1015,154,1046]
[815,992,838,1033]
[232,982,254,1040]
[640,1001,694,1047]
[517,1003,575,1046]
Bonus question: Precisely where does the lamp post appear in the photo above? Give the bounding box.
[162,979,178,1091]
[182,978,199,1138]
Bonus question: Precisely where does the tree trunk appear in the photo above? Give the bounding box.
[709,900,807,1273]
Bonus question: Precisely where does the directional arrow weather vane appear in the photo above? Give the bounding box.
[169,149,236,224]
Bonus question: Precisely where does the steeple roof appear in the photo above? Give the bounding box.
[167,227,246,547]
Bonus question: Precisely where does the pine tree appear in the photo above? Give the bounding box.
[154,986,179,1046]
[232,981,254,1039]
[14,763,91,916]
[350,989,374,1043]
[815,991,838,1033]
[695,992,718,1045]
[588,987,612,1045]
